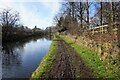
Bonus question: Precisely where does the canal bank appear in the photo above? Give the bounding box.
[31,35,120,79]
[31,35,58,79]
[31,35,95,79]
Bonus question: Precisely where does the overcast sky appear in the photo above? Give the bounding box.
[0,0,62,29]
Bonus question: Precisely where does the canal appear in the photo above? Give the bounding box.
[2,36,52,78]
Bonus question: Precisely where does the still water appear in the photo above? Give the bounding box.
[2,37,52,78]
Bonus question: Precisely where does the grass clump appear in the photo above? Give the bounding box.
[60,35,120,79]
[31,35,58,79]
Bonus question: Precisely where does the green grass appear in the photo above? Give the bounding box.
[31,35,58,79]
[60,35,120,79]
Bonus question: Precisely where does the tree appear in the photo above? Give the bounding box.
[80,1,83,34]
[86,0,89,30]
[100,0,103,34]
[76,1,84,35]
[0,9,19,38]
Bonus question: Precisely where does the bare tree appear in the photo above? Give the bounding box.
[86,0,89,30]
[0,9,19,38]
[76,1,84,35]
[80,1,83,31]
[97,0,103,34]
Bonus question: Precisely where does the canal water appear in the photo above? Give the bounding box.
[2,37,52,78]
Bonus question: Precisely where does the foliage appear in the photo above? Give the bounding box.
[0,9,49,42]
[54,1,120,36]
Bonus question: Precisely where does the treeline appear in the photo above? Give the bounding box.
[0,9,51,42]
[54,1,120,39]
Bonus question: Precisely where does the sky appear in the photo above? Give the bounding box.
[0,0,62,29]
[0,0,118,29]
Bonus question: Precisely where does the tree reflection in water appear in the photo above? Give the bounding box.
[2,42,24,66]
[2,35,53,66]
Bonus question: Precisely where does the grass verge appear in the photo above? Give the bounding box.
[31,35,58,80]
[60,34,120,79]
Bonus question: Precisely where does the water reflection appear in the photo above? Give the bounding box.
[2,36,52,78]
[2,43,23,66]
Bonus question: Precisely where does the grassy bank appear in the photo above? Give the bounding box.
[60,35,120,79]
[31,35,58,79]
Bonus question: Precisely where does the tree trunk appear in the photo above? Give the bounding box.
[100,0,103,34]
[110,1,115,29]
[86,0,89,30]
[79,1,83,35]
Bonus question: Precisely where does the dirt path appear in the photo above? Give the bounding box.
[48,36,95,79]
